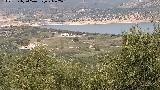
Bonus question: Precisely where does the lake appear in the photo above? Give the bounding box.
[0,2,155,34]
[43,22,154,34]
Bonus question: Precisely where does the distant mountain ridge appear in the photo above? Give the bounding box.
[0,0,160,14]
[47,0,160,9]
[0,0,149,9]
[118,0,160,8]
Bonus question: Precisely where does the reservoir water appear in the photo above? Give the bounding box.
[43,22,154,34]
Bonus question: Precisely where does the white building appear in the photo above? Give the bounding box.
[19,42,48,50]
[19,43,36,50]
[60,33,70,37]
[58,33,82,37]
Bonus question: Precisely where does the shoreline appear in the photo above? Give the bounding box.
[0,20,151,27]
[40,20,151,26]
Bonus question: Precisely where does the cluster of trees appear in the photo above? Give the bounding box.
[1,26,160,89]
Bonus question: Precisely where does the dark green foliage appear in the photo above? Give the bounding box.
[20,39,30,46]
[6,46,57,90]
[73,37,79,42]
[37,38,42,42]
[0,41,19,53]
[94,44,101,51]
[111,26,160,90]
[88,36,94,40]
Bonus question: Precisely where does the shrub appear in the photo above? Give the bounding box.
[73,37,79,42]
[110,27,160,90]
[6,46,58,90]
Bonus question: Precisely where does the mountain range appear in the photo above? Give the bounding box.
[0,0,154,9]
[0,0,159,14]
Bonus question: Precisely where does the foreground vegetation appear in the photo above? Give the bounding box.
[1,25,160,89]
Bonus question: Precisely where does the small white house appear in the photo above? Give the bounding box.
[19,43,36,50]
[60,33,70,37]
[69,46,74,49]
[19,42,48,50]
[58,33,82,37]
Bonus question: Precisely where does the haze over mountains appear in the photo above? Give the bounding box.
[0,0,159,16]
[0,0,156,10]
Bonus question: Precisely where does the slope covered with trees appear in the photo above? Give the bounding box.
[0,26,160,89]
